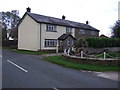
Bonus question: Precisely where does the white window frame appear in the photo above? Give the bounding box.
[45,39,57,47]
[66,27,72,33]
[46,24,56,32]
[79,29,85,34]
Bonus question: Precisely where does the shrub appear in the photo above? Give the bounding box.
[2,40,18,49]
[76,37,120,48]
[74,38,88,48]
[85,37,120,48]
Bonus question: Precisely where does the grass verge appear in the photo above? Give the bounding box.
[95,52,120,58]
[44,56,120,72]
[12,49,54,55]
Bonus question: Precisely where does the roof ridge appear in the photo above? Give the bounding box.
[27,12,99,31]
[28,12,85,25]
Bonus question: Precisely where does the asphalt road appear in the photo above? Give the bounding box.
[0,49,2,89]
[2,49,119,88]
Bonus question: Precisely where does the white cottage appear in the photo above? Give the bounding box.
[18,7,99,51]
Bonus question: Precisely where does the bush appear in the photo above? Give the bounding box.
[74,38,88,48]
[85,37,120,48]
[2,40,18,49]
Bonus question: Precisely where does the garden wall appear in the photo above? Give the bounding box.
[62,54,120,66]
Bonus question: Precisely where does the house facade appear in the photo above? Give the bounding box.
[18,8,99,52]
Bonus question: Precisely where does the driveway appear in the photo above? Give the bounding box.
[2,49,119,88]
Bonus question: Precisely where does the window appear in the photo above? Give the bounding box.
[46,24,56,32]
[45,39,57,47]
[91,31,97,35]
[66,27,72,33]
[67,40,73,46]
[79,29,85,34]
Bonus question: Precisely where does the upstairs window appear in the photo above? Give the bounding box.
[66,27,72,33]
[79,29,85,34]
[46,24,56,32]
[45,39,57,47]
[91,31,97,35]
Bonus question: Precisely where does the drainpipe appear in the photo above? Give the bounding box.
[40,23,41,50]
[56,40,59,53]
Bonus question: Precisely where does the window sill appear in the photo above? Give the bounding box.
[45,46,57,47]
[46,30,57,32]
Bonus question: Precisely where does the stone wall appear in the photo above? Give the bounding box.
[62,54,120,66]
[75,28,99,39]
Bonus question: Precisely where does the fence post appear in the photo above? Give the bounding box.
[104,52,106,60]
[81,51,83,58]
[64,49,67,55]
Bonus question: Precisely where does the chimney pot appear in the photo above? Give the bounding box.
[62,15,65,19]
[86,21,89,24]
[26,7,31,12]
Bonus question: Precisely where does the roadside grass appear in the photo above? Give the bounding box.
[11,49,55,55]
[44,56,120,72]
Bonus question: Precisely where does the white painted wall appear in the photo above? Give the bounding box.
[18,14,75,51]
[18,14,40,51]
[40,23,75,50]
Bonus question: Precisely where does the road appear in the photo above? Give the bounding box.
[2,49,119,88]
[0,49,2,89]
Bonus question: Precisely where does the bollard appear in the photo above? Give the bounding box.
[81,51,83,58]
[104,52,106,60]
[64,49,67,55]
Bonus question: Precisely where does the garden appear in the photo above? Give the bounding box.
[70,37,120,59]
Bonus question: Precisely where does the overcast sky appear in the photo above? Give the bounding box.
[1,0,119,36]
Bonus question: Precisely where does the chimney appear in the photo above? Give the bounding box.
[86,21,89,24]
[62,15,65,19]
[26,7,31,12]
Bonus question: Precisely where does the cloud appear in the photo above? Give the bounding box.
[0,0,119,36]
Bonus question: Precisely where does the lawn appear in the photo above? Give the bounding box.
[12,49,55,55]
[111,52,120,58]
[44,56,120,72]
[95,52,120,58]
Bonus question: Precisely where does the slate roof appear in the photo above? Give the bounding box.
[26,12,99,31]
[58,34,76,40]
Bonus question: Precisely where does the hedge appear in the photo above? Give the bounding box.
[2,40,18,49]
[85,37,120,48]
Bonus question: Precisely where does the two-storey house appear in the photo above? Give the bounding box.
[18,8,99,52]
